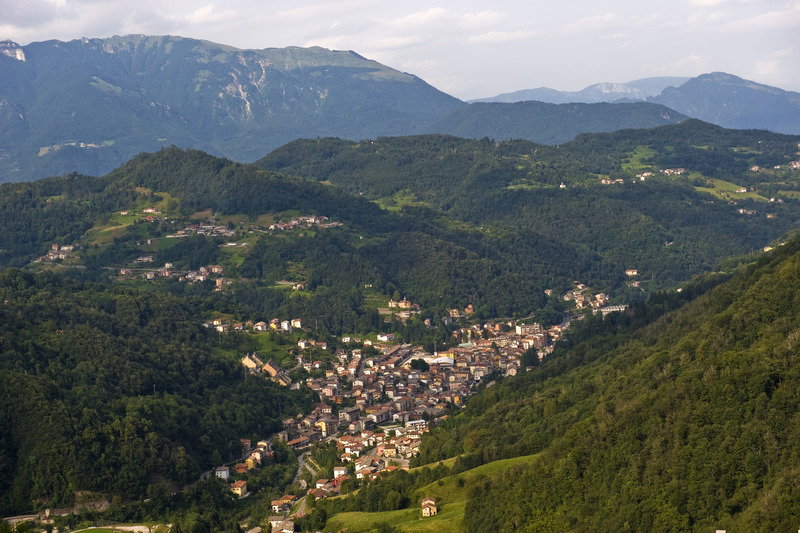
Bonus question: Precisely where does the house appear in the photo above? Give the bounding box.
[271,499,292,514]
[315,419,334,437]
[263,359,281,377]
[215,466,230,480]
[233,463,248,475]
[333,466,348,479]
[339,406,360,423]
[231,480,247,497]
[421,497,437,517]
[271,495,297,514]
[242,353,264,372]
[271,520,294,533]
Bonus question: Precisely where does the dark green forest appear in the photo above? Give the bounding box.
[405,239,800,531]
[0,269,312,514]
[298,238,800,531]
[258,122,800,292]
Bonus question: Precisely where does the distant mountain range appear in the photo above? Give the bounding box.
[649,72,800,134]
[475,73,800,135]
[470,76,692,104]
[1,35,799,182]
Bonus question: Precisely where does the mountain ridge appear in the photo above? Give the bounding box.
[474,71,800,135]
[470,76,691,104]
[0,35,465,182]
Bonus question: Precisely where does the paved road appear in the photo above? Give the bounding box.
[293,452,312,487]
[292,496,308,518]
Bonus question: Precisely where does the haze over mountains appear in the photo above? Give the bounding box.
[2,35,800,182]
[476,72,800,136]
[470,76,692,104]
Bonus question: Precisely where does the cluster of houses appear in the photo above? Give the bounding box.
[33,243,77,263]
[752,158,800,172]
[120,262,229,289]
[165,223,237,239]
[380,297,422,321]
[203,316,302,336]
[215,438,273,497]
[562,282,611,311]
[254,318,303,333]
[266,320,579,456]
[557,280,635,314]
[660,168,686,176]
[268,215,342,232]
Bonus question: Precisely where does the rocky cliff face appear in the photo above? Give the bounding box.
[0,40,25,61]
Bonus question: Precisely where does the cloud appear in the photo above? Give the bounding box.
[467,30,536,44]
[461,10,505,28]
[687,0,731,7]
[561,12,619,34]
[390,7,451,28]
[688,0,772,6]
[184,4,238,25]
[274,0,376,22]
[727,3,800,30]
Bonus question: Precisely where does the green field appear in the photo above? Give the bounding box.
[325,454,539,532]
[375,190,429,211]
[251,332,295,365]
[621,146,657,173]
[695,178,767,201]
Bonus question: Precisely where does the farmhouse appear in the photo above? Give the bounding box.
[421,497,437,517]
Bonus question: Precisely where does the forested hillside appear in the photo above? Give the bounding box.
[3,118,800,531]
[0,269,312,515]
[259,121,800,292]
[408,239,800,531]
[425,100,686,144]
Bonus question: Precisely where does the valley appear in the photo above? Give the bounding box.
[2,105,800,531]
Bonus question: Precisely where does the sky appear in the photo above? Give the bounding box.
[1,0,799,100]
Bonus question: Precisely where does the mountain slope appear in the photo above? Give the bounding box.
[650,72,800,134]
[472,72,800,136]
[0,35,465,182]
[425,100,686,144]
[413,238,800,531]
[257,122,800,293]
[0,268,311,514]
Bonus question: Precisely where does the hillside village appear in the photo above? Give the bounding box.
[225,309,583,498]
